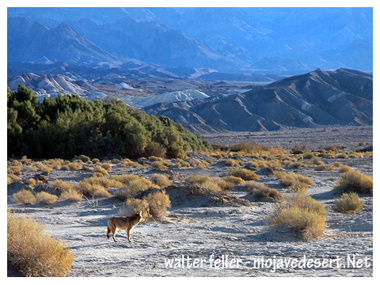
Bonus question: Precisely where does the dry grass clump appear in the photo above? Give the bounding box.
[195,160,209,169]
[102,163,112,171]
[303,152,315,159]
[228,168,259,181]
[12,190,36,205]
[338,165,353,173]
[333,162,343,167]
[332,193,364,214]
[314,165,335,171]
[223,175,245,186]
[151,160,168,171]
[7,210,74,276]
[61,162,80,171]
[266,193,327,241]
[186,175,233,192]
[333,170,373,195]
[7,174,22,184]
[82,176,123,188]
[287,161,307,169]
[77,182,111,197]
[49,180,83,202]
[112,174,153,200]
[33,162,52,175]
[125,198,151,220]
[92,165,108,176]
[75,154,92,163]
[222,159,243,167]
[274,171,315,188]
[246,181,284,202]
[145,190,171,220]
[150,174,172,188]
[175,160,191,168]
[50,179,73,192]
[60,189,83,202]
[25,178,36,187]
[36,192,58,205]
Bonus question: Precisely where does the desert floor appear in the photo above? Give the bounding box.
[7,126,373,277]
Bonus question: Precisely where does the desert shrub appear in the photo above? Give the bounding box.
[12,190,36,205]
[333,170,373,195]
[7,210,74,276]
[77,182,111,197]
[49,160,62,170]
[196,160,209,169]
[274,171,315,188]
[228,168,259,181]
[82,176,123,188]
[338,165,353,173]
[61,162,80,171]
[333,162,343,167]
[75,154,91,163]
[314,165,334,171]
[150,174,172,188]
[92,165,108,176]
[92,158,100,164]
[332,193,364,213]
[266,193,327,240]
[20,156,32,165]
[151,161,168,171]
[288,183,309,194]
[126,198,151,219]
[50,179,73,192]
[26,165,39,172]
[222,159,242,167]
[312,157,324,165]
[112,175,152,200]
[186,176,224,192]
[223,175,245,186]
[336,153,348,159]
[288,161,307,169]
[303,152,315,159]
[291,145,308,154]
[7,174,21,184]
[60,189,83,202]
[145,190,171,220]
[246,181,284,202]
[102,163,112,171]
[36,192,58,205]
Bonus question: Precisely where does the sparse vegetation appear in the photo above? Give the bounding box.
[333,170,373,195]
[266,193,327,240]
[12,189,36,205]
[145,190,171,220]
[332,193,364,213]
[228,168,259,181]
[150,174,172,188]
[246,181,284,202]
[36,191,58,205]
[274,171,315,189]
[7,209,74,276]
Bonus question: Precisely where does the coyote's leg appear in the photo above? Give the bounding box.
[126,227,131,242]
[107,227,111,239]
[112,228,118,242]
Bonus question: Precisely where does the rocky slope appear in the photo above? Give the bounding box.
[144,69,373,132]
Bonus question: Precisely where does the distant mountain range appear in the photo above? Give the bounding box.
[144,68,373,132]
[7,7,373,74]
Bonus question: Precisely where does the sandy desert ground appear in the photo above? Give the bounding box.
[7,126,373,277]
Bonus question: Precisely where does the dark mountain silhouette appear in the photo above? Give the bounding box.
[144,69,372,132]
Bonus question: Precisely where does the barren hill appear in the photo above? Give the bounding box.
[144,68,372,132]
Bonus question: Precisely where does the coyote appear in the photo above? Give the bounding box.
[106,211,143,242]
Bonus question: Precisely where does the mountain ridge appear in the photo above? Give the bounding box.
[144,68,372,133]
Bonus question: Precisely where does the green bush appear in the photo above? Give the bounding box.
[7,85,211,159]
